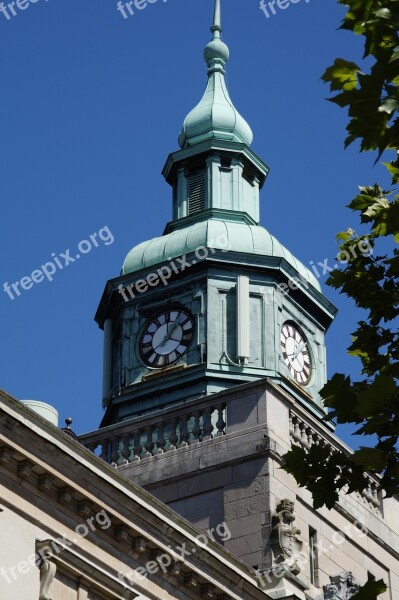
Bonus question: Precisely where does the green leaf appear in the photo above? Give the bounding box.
[357,375,397,415]
[336,230,352,241]
[322,58,361,91]
[383,160,399,184]
[351,579,387,600]
[379,96,399,114]
[350,447,386,472]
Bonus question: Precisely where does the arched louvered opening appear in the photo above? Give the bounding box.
[188,170,205,215]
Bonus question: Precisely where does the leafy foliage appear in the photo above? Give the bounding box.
[352,580,389,600]
[283,2,399,597]
[321,0,399,160]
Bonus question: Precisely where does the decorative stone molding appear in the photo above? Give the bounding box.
[38,557,57,600]
[323,572,360,599]
[17,460,32,479]
[115,524,130,542]
[0,445,12,464]
[77,500,92,518]
[272,499,303,575]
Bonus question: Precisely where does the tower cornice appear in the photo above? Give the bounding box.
[162,139,269,188]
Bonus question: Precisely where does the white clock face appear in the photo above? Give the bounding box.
[139,308,194,369]
[281,323,311,386]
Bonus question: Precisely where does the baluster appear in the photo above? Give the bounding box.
[293,416,301,442]
[120,433,130,465]
[110,436,119,467]
[289,412,294,437]
[310,431,318,448]
[144,426,154,457]
[156,423,166,454]
[215,403,226,437]
[179,415,190,447]
[301,423,308,448]
[373,485,381,509]
[86,442,97,454]
[169,419,178,451]
[202,407,214,441]
[100,439,109,462]
[192,411,201,443]
[367,482,373,500]
[305,427,313,449]
[133,429,143,462]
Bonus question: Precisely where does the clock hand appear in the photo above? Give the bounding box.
[292,342,305,360]
[160,320,179,347]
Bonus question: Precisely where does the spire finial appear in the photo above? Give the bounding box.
[204,0,229,74]
[211,0,222,39]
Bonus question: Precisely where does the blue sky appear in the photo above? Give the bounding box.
[0,0,391,443]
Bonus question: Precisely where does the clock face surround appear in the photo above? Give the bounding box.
[281,322,312,386]
[139,308,194,369]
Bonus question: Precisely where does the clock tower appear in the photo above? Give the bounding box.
[80,3,399,591]
[96,0,336,429]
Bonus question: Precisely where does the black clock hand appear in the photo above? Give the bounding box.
[292,342,305,360]
[160,320,179,347]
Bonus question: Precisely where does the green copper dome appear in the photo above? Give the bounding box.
[121,219,321,293]
[178,0,253,149]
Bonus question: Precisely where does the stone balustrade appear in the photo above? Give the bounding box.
[289,412,326,449]
[289,410,382,514]
[80,400,226,467]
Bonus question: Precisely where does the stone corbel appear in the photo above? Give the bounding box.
[36,541,57,600]
[323,572,360,600]
[39,559,56,600]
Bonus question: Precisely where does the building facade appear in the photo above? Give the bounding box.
[0,390,267,600]
[1,2,399,600]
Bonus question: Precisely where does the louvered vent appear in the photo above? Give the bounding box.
[188,171,205,215]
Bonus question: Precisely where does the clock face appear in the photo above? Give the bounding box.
[281,323,312,386]
[139,308,194,369]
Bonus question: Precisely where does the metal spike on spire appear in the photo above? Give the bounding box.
[211,0,222,39]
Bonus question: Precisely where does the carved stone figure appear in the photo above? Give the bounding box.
[272,499,303,575]
[323,572,360,600]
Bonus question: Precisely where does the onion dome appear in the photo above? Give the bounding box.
[178,0,253,149]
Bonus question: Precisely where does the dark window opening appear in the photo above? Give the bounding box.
[309,527,319,587]
[220,156,232,172]
[243,166,254,185]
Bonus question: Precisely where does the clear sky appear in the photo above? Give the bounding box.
[0,0,390,443]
